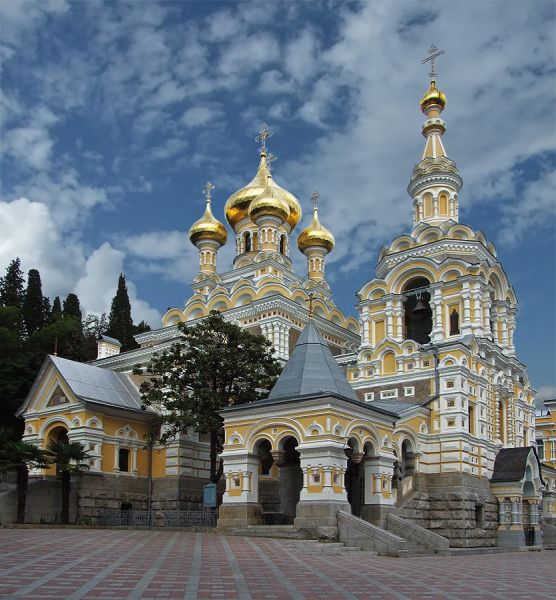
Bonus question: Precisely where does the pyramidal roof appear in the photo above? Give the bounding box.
[267,319,358,401]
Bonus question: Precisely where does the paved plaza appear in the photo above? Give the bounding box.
[0,529,553,599]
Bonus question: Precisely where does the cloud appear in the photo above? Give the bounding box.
[284,28,321,83]
[3,107,58,170]
[536,386,556,402]
[181,106,222,128]
[150,138,189,161]
[75,242,161,326]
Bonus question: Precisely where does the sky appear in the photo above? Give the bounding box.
[1,0,555,397]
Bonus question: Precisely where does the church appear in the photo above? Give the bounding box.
[12,62,554,551]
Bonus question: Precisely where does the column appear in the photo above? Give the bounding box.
[507,312,516,357]
[385,308,394,338]
[132,447,138,477]
[393,297,404,342]
[461,282,472,336]
[472,284,482,334]
[363,315,370,345]
[431,288,443,342]
[432,194,439,217]
[482,292,492,340]
[500,307,509,352]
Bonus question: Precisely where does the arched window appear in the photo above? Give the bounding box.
[244,232,252,252]
[252,232,258,251]
[279,235,286,254]
[403,277,432,344]
[449,309,460,335]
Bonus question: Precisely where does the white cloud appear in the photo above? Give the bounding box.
[284,28,321,83]
[0,198,85,297]
[3,107,58,170]
[536,386,556,402]
[75,242,161,326]
[181,106,221,128]
[150,138,189,161]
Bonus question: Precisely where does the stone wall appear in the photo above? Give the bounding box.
[397,473,498,547]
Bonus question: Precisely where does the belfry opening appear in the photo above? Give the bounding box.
[403,276,432,344]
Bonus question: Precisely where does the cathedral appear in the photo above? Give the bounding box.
[12,65,554,551]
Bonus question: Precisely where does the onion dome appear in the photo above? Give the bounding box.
[248,184,290,224]
[267,177,302,230]
[225,151,271,229]
[420,80,447,112]
[297,204,335,254]
[189,196,227,247]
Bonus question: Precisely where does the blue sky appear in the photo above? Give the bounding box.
[1,1,555,397]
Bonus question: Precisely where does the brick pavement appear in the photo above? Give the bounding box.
[0,529,553,599]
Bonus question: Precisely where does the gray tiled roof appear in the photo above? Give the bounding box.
[267,320,358,401]
[491,447,541,482]
[364,399,420,416]
[50,355,142,411]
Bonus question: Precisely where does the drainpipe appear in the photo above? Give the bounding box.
[147,431,154,527]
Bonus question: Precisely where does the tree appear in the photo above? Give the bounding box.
[22,269,47,336]
[47,440,90,524]
[83,313,108,360]
[0,258,25,308]
[140,311,281,483]
[133,320,151,336]
[51,296,62,322]
[106,274,137,351]
[0,435,51,523]
[63,293,82,321]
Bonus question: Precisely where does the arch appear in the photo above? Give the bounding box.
[390,263,438,294]
[345,317,360,333]
[163,308,185,327]
[402,276,432,344]
[71,417,81,428]
[86,416,103,429]
[254,438,273,475]
[305,421,324,437]
[245,419,304,452]
[382,351,396,374]
[333,423,345,437]
[232,290,256,307]
[389,235,414,253]
[40,416,72,438]
[441,268,463,282]
[243,231,252,252]
[449,308,460,335]
[279,234,287,254]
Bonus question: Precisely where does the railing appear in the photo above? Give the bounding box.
[96,509,152,527]
[165,509,217,528]
[95,509,217,528]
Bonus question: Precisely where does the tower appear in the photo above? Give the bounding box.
[297,191,335,285]
[188,182,227,275]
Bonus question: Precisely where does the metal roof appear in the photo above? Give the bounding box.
[50,355,142,411]
[99,335,122,347]
[266,319,358,402]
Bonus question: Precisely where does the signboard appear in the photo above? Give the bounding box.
[203,483,217,508]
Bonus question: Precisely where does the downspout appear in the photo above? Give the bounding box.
[147,431,153,527]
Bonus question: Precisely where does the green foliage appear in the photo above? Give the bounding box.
[0,258,25,308]
[106,274,137,351]
[22,269,48,336]
[140,311,281,482]
[51,296,62,322]
[63,293,82,321]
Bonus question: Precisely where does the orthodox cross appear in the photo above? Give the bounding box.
[255,123,273,151]
[306,293,315,318]
[203,181,215,204]
[267,152,277,172]
[311,190,320,210]
[421,44,445,80]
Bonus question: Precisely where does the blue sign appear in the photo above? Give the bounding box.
[203,483,217,508]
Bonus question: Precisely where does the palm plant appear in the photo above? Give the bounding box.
[0,434,52,523]
[47,440,91,524]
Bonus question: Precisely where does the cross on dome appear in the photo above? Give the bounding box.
[421,44,445,81]
[203,181,215,204]
[306,292,315,317]
[311,190,320,211]
[255,123,273,151]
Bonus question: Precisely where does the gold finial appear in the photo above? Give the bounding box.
[311,190,320,211]
[421,44,445,81]
[203,181,215,204]
[306,292,315,318]
[255,123,273,151]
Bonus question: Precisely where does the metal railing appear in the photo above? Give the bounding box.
[164,509,217,528]
[95,508,217,528]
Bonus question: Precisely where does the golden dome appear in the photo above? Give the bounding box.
[420,80,447,112]
[267,177,302,230]
[224,151,270,229]
[248,185,290,224]
[189,199,228,247]
[297,206,335,254]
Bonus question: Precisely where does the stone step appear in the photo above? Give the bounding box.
[282,541,370,556]
[229,526,309,540]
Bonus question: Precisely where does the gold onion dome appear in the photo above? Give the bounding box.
[297,205,335,254]
[224,150,302,230]
[420,80,447,112]
[189,197,227,247]
[248,184,290,224]
[224,151,270,229]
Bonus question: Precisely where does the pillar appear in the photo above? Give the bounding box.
[360,455,396,526]
[461,282,472,336]
[430,288,443,342]
[217,452,263,529]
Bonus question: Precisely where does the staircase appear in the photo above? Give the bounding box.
[227,525,370,555]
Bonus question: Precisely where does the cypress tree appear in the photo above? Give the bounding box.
[51,296,62,322]
[106,274,136,350]
[63,293,82,321]
[22,270,47,336]
[0,258,25,308]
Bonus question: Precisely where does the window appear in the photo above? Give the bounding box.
[118,448,130,472]
[364,392,375,402]
[406,362,414,370]
[447,419,455,427]
[447,399,455,408]
[423,360,430,367]
[380,389,399,399]
[537,440,544,461]
[447,380,455,389]
[333,473,340,486]
[475,504,485,528]
[311,473,321,484]
[402,277,432,344]
[404,386,415,397]
[449,309,460,335]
